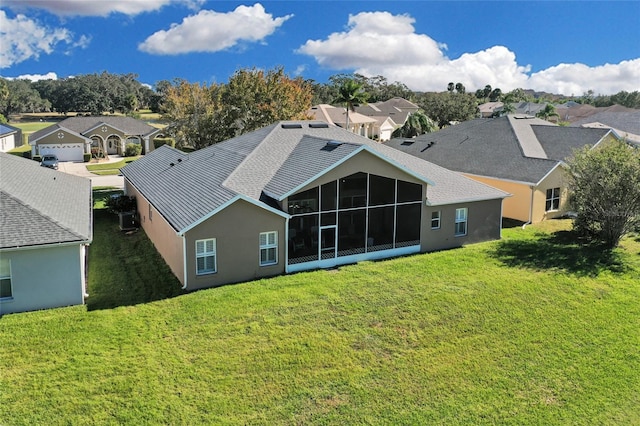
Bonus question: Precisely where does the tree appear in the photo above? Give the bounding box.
[455,82,466,94]
[418,92,479,127]
[489,88,502,102]
[536,103,560,122]
[333,78,368,131]
[565,139,640,248]
[447,82,455,93]
[392,110,437,138]
[2,79,50,117]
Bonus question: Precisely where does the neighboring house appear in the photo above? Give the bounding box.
[0,123,22,152]
[0,153,92,315]
[30,116,161,161]
[569,110,640,146]
[308,104,379,138]
[555,103,635,124]
[122,121,507,291]
[385,115,619,224]
[478,102,503,118]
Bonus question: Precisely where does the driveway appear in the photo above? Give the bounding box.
[58,159,125,189]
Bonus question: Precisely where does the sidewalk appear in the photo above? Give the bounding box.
[58,155,125,188]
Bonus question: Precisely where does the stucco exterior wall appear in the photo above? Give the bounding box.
[36,130,87,146]
[422,199,503,252]
[465,174,532,222]
[532,166,569,223]
[0,134,18,152]
[0,244,85,315]
[184,199,287,290]
[125,179,185,285]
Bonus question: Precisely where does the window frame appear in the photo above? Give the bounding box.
[545,187,561,212]
[0,258,12,300]
[454,208,468,237]
[431,210,441,230]
[259,231,278,267]
[195,238,217,275]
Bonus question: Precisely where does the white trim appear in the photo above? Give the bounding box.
[454,207,468,237]
[178,194,289,236]
[182,235,188,289]
[430,210,441,230]
[259,231,278,266]
[83,121,128,136]
[195,238,217,275]
[30,126,92,145]
[287,244,420,274]
[0,257,13,300]
[0,240,90,252]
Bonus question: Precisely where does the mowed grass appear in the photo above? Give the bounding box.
[86,157,140,175]
[0,217,638,425]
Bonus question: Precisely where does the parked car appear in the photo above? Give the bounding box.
[40,154,59,170]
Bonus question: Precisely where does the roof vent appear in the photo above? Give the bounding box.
[401,140,414,146]
[321,141,342,152]
[309,123,329,128]
[281,123,303,129]
[420,141,436,152]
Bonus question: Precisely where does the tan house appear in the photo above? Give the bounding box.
[122,121,508,291]
[30,116,161,161]
[0,153,92,315]
[385,115,620,224]
[307,104,380,139]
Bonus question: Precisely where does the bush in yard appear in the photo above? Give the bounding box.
[124,143,142,157]
[33,155,42,162]
[105,195,137,214]
[565,139,640,248]
[153,137,176,149]
[83,153,91,162]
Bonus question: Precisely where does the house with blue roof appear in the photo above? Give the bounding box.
[0,123,22,153]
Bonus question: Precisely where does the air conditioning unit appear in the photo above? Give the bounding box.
[118,211,137,231]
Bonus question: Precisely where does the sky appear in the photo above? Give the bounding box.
[0,0,639,96]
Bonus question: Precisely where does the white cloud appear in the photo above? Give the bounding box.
[0,0,205,17]
[3,71,59,81]
[0,11,88,68]
[139,3,292,55]
[298,11,639,95]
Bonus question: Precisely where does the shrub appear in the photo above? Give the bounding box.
[83,153,91,162]
[105,195,137,214]
[33,155,42,162]
[124,143,142,157]
[153,138,176,149]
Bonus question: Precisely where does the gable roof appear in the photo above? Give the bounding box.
[569,110,640,143]
[0,153,92,249]
[123,121,508,233]
[308,105,377,127]
[384,116,614,185]
[0,123,20,137]
[30,116,159,142]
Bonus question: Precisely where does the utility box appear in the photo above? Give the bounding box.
[118,211,137,231]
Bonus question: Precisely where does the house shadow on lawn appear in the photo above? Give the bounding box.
[492,228,629,277]
[86,208,186,311]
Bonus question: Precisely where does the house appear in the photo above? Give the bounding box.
[385,115,619,224]
[569,109,640,145]
[478,102,503,118]
[308,104,379,138]
[0,123,23,152]
[122,121,508,291]
[0,153,92,315]
[30,116,162,161]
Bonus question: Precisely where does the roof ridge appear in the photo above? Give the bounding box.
[0,190,88,243]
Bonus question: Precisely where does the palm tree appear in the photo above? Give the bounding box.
[536,103,560,122]
[333,79,368,132]
[393,110,438,138]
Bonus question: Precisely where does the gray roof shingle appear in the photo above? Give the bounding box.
[0,153,92,249]
[30,116,159,142]
[122,121,508,232]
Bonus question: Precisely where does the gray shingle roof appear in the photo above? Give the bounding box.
[385,116,612,185]
[570,110,640,136]
[0,153,92,249]
[122,121,508,232]
[30,116,159,142]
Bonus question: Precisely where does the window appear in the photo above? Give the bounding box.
[0,258,12,299]
[259,232,278,266]
[546,187,560,211]
[431,211,441,229]
[455,208,468,236]
[196,239,216,275]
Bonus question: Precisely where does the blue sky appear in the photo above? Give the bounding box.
[1,1,639,95]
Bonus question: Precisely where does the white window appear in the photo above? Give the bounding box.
[259,231,278,266]
[0,258,12,299]
[546,187,560,211]
[196,238,216,275]
[431,211,441,229]
[455,208,468,236]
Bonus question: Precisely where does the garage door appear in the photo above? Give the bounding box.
[39,143,84,162]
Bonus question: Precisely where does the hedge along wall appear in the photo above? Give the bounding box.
[153,137,176,149]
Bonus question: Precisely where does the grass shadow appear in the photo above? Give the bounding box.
[492,229,629,277]
[86,209,185,311]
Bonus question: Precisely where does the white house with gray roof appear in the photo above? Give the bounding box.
[0,153,92,315]
[122,121,507,291]
[30,116,162,161]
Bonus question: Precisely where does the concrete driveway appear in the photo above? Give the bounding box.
[58,158,125,189]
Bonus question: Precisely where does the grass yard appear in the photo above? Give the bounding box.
[0,213,638,424]
[86,157,140,175]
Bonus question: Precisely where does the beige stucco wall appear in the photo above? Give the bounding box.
[125,179,185,285]
[465,174,532,222]
[532,166,569,223]
[422,199,503,252]
[36,129,88,146]
[184,199,287,290]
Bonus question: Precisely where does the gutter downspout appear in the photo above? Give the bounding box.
[284,216,290,274]
[522,185,535,229]
[181,235,188,290]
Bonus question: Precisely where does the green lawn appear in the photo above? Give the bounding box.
[86,157,140,175]
[0,213,638,425]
